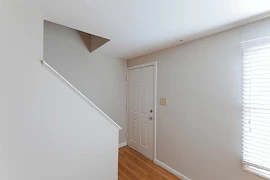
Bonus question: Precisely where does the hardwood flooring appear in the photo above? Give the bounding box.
[118,146,180,180]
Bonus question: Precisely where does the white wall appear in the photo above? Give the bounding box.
[44,22,127,143]
[0,1,119,179]
[128,17,270,180]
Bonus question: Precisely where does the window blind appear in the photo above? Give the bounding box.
[242,37,270,179]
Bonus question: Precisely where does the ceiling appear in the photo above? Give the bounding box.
[18,0,270,59]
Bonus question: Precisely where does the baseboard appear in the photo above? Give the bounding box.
[154,159,191,180]
[119,142,127,148]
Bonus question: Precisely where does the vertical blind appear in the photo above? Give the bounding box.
[242,37,270,179]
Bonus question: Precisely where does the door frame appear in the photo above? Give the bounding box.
[126,61,157,160]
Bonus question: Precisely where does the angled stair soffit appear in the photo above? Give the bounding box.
[78,31,110,52]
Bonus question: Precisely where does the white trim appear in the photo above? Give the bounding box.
[41,60,122,130]
[119,142,127,148]
[243,161,270,172]
[125,68,129,146]
[244,164,270,180]
[127,62,156,70]
[241,36,270,48]
[153,61,157,160]
[154,159,191,180]
[127,61,157,161]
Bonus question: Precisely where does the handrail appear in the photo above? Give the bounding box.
[41,60,122,130]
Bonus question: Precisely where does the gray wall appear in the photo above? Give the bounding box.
[0,1,119,180]
[44,22,127,143]
[128,17,270,180]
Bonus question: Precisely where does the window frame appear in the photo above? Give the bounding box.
[241,36,270,180]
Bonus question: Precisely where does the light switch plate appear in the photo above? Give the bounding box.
[160,98,167,106]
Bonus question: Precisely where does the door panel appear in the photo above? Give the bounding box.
[128,66,154,161]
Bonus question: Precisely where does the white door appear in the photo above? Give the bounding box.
[127,65,154,161]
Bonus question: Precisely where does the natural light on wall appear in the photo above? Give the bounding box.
[242,36,270,180]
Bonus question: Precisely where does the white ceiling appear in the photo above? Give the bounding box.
[18,0,270,59]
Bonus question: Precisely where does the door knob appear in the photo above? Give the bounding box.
[149,116,153,120]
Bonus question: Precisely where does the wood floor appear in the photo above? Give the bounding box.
[118,146,180,180]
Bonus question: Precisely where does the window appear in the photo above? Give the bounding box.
[242,37,270,179]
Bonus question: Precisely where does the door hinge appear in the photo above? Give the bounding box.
[126,133,128,138]
[126,104,128,109]
[126,76,128,81]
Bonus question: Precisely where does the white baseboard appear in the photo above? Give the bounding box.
[119,142,127,148]
[154,159,191,180]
